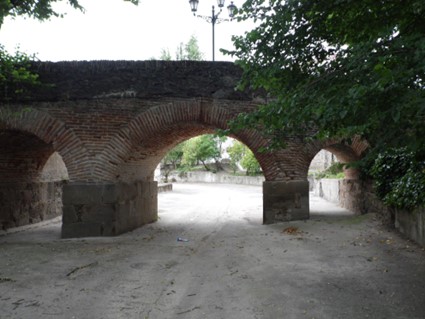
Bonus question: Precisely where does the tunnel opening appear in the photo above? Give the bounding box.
[155,134,265,227]
[308,146,361,219]
[0,129,68,231]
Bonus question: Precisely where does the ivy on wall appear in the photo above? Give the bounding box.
[370,148,425,210]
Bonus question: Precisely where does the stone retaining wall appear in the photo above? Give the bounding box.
[395,208,425,247]
[169,171,265,186]
[158,183,173,192]
[310,177,424,246]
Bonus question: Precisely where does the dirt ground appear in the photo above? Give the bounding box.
[0,183,424,319]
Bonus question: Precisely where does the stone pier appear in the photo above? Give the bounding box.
[263,180,310,224]
[62,181,158,238]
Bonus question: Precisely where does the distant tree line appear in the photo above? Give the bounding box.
[161,135,261,182]
[159,35,203,61]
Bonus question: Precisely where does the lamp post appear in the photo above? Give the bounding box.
[189,0,237,61]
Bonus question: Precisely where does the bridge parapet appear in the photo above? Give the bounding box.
[12,60,259,102]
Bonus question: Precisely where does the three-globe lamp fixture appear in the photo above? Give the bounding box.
[188,0,237,61]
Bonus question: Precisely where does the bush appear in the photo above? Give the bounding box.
[315,162,345,179]
[370,148,425,210]
[383,169,425,209]
[0,45,40,100]
[369,148,415,199]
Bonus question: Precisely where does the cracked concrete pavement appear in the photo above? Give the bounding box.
[0,183,424,319]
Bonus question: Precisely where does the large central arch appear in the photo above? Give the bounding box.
[60,99,293,238]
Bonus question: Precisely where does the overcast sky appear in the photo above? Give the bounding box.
[0,0,253,62]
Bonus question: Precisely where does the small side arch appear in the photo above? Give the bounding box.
[0,108,91,181]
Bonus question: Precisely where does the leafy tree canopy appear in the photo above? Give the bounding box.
[181,135,221,171]
[227,140,262,175]
[162,142,185,169]
[0,0,139,27]
[240,147,261,176]
[224,0,425,160]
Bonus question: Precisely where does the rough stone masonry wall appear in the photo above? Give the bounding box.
[0,181,63,230]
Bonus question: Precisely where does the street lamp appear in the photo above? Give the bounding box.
[189,0,237,61]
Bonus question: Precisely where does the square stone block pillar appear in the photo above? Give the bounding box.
[62,181,158,238]
[263,180,309,224]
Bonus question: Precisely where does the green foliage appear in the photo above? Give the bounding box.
[161,35,204,61]
[227,140,245,173]
[315,162,345,179]
[0,0,140,28]
[163,142,184,167]
[227,140,262,175]
[370,148,415,199]
[181,135,221,171]
[0,45,39,100]
[240,148,261,176]
[184,35,203,61]
[0,0,84,27]
[370,148,425,209]
[384,170,425,210]
[159,48,172,61]
[223,0,425,156]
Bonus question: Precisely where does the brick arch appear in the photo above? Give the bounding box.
[96,99,280,182]
[0,108,91,181]
[300,136,369,179]
[0,129,54,182]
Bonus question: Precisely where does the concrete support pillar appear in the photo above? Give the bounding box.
[263,180,309,224]
[62,181,158,238]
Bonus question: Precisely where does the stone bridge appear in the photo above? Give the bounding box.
[0,61,367,238]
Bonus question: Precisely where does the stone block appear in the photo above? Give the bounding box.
[62,205,78,224]
[62,181,158,238]
[63,183,117,205]
[116,182,138,202]
[395,208,425,247]
[263,180,309,224]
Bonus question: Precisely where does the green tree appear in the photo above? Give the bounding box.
[181,135,220,171]
[175,42,185,61]
[159,48,172,61]
[227,140,261,175]
[227,140,245,174]
[161,35,204,61]
[225,0,425,159]
[240,148,261,176]
[184,35,203,61]
[160,142,185,182]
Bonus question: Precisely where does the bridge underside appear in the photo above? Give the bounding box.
[0,60,367,238]
[60,180,310,238]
